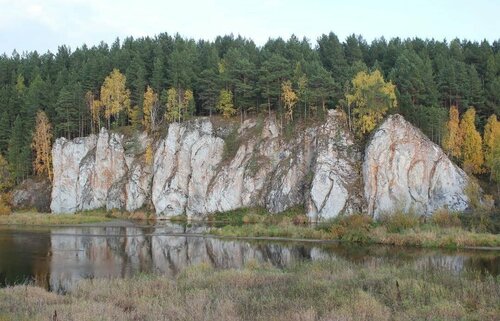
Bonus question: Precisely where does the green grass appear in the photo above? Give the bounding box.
[210,210,500,249]
[0,210,112,225]
[0,259,498,321]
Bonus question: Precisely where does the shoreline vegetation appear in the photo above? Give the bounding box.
[207,207,500,249]
[1,206,499,249]
[0,259,498,321]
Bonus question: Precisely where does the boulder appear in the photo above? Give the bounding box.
[12,178,52,212]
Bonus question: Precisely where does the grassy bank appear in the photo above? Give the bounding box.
[0,210,112,225]
[209,208,500,249]
[0,259,498,321]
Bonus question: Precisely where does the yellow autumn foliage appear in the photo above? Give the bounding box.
[346,70,397,137]
[100,69,131,127]
[281,80,298,122]
[483,114,499,162]
[442,106,461,158]
[143,86,157,133]
[459,107,484,174]
[32,110,53,181]
[165,88,180,122]
[145,142,154,166]
[217,89,236,119]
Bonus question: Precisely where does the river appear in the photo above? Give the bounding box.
[0,222,498,293]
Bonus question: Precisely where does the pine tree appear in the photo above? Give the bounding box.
[459,107,484,174]
[0,111,10,153]
[7,116,31,183]
[32,110,53,181]
[442,106,461,158]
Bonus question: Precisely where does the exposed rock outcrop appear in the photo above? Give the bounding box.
[12,178,52,212]
[363,114,470,217]
[51,111,472,219]
[306,111,363,220]
[51,129,152,213]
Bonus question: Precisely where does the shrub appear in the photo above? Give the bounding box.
[379,209,419,233]
[223,127,240,161]
[0,194,11,216]
[242,213,264,224]
[330,214,373,243]
[432,209,462,228]
[292,214,308,225]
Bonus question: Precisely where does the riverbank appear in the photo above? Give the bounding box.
[209,208,500,249]
[0,211,112,225]
[0,259,498,321]
[2,207,499,249]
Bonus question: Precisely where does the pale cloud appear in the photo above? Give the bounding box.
[0,0,498,55]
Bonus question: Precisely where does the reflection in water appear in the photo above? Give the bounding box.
[0,224,499,293]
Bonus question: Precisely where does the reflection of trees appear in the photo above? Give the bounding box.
[0,229,51,287]
[2,225,497,294]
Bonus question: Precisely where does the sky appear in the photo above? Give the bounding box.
[0,0,499,55]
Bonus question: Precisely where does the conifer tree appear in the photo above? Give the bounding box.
[0,111,10,153]
[7,116,31,183]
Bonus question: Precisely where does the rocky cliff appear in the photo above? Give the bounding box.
[364,114,470,217]
[51,111,471,219]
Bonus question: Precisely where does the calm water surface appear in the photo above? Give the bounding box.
[0,222,498,293]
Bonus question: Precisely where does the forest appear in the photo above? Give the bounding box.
[0,32,499,184]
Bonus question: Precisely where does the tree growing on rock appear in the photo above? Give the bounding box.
[346,70,397,137]
[98,69,131,129]
[142,86,158,133]
[443,106,461,158]
[32,110,53,181]
[281,80,298,122]
[459,107,484,174]
[165,87,194,123]
[217,89,236,119]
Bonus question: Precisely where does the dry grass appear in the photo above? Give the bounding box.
[0,211,111,225]
[211,209,500,248]
[0,259,498,321]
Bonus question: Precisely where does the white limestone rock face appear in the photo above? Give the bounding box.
[152,119,224,219]
[306,110,363,220]
[125,158,153,212]
[51,129,151,213]
[51,135,97,213]
[363,114,470,217]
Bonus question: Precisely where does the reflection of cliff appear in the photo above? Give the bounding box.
[47,225,496,293]
[49,227,152,292]
[49,225,337,292]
